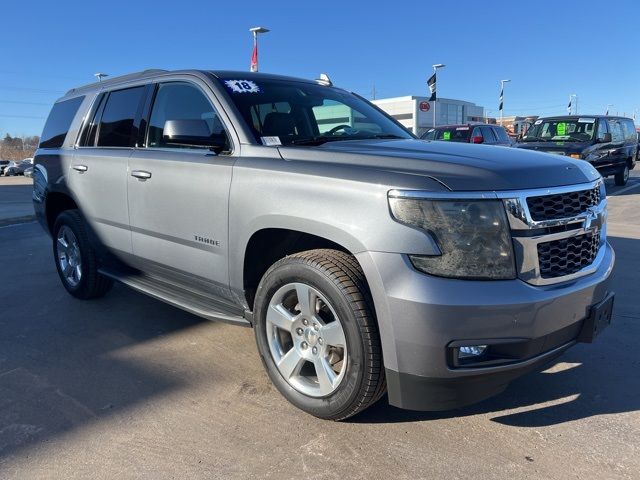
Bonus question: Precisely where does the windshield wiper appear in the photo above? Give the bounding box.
[365,134,406,139]
[288,136,337,146]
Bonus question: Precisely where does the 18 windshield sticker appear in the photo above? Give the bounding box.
[224,80,260,93]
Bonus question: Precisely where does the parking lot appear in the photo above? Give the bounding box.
[0,174,638,480]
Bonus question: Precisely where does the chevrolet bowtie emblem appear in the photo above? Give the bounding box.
[583,207,598,230]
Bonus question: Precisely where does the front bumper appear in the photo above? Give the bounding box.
[356,242,615,411]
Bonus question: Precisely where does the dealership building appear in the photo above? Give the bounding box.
[371,96,486,137]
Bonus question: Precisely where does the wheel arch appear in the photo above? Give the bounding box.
[241,227,360,310]
[45,191,78,234]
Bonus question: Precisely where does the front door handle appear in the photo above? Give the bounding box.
[131,170,152,180]
[72,164,88,173]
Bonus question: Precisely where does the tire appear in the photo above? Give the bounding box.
[614,163,629,186]
[52,209,113,299]
[253,249,386,421]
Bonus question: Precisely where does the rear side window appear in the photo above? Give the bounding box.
[97,86,146,147]
[481,126,496,142]
[39,96,85,148]
[622,119,637,142]
[607,119,625,143]
[494,126,511,143]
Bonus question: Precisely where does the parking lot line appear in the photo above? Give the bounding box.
[607,180,640,197]
[0,220,37,230]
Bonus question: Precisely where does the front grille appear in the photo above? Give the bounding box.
[527,186,601,221]
[537,231,600,278]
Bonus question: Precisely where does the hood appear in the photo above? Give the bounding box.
[516,141,589,155]
[277,139,600,191]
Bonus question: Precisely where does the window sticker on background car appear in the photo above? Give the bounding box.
[224,80,260,93]
[456,127,469,130]
[578,118,595,123]
[261,136,282,146]
[557,123,567,136]
[534,119,542,125]
[443,131,451,140]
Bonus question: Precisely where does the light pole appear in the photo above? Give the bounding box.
[499,79,511,126]
[605,104,613,116]
[432,63,445,127]
[568,94,578,115]
[249,27,270,72]
[94,73,109,82]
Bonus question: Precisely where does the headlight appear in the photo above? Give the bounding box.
[389,196,516,279]
[568,153,581,159]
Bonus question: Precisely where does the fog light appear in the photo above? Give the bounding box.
[458,345,487,359]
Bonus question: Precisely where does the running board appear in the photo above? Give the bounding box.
[99,268,250,327]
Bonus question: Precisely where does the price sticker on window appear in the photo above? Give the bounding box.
[557,122,567,136]
[443,131,451,140]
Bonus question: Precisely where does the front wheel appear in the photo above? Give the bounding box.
[253,249,385,420]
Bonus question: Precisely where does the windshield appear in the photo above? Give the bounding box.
[523,118,595,142]
[217,77,413,146]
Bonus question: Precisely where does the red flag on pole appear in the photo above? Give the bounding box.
[250,42,258,72]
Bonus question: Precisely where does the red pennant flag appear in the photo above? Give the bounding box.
[250,43,258,72]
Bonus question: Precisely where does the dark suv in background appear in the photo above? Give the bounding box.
[421,124,512,146]
[517,115,637,186]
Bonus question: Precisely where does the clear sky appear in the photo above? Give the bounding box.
[2,0,639,136]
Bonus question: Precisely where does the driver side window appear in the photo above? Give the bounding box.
[147,82,229,150]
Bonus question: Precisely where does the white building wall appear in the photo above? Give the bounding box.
[372,96,486,137]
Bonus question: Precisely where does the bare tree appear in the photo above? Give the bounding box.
[0,134,39,161]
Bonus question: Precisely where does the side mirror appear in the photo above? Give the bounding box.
[471,136,484,144]
[598,133,612,143]
[163,119,226,151]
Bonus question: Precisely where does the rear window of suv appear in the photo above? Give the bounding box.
[39,96,85,149]
[97,86,146,147]
[434,127,471,142]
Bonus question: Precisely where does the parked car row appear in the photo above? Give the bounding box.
[2,157,33,176]
[421,115,638,186]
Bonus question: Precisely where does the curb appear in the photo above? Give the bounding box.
[0,215,37,228]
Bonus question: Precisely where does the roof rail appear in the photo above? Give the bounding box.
[65,69,169,95]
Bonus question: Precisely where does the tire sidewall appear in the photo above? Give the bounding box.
[254,260,367,418]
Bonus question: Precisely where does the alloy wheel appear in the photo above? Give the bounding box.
[265,282,347,397]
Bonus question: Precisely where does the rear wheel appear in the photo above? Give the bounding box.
[53,210,113,299]
[253,249,385,420]
[614,163,629,186]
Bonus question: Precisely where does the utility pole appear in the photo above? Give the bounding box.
[371,84,377,100]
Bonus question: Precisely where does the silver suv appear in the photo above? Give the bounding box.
[33,69,615,420]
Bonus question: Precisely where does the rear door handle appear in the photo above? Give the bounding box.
[131,170,152,180]
[72,164,88,173]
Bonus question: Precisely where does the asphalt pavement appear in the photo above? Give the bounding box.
[0,177,34,226]
[0,174,639,479]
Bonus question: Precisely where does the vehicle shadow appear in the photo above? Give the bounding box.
[353,235,639,427]
[604,176,640,196]
[0,224,216,461]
